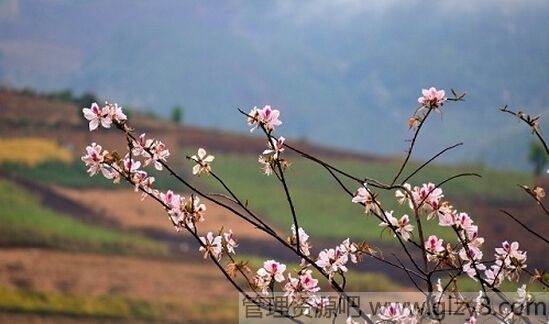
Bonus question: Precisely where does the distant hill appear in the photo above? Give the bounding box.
[0,0,548,170]
[0,89,384,163]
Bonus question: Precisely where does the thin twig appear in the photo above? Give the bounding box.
[391,107,434,185]
[499,209,549,245]
[401,143,463,184]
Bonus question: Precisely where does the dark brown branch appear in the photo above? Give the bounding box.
[500,106,549,155]
[391,107,434,186]
[401,142,463,184]
[499,209,549,245]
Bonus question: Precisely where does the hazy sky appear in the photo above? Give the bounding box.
[1,0,548,169]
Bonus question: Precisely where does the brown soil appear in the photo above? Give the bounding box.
[52,187,271,241]
[0,248,238,322]
[0,248,229,302]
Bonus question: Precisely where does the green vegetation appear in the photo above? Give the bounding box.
[0,180,168,256]
[0,287,171,320]
[199,151,532,241]
[0,161,188,190]
[0,287,237,322]
[171,105,184,124]
[528,141,548,175]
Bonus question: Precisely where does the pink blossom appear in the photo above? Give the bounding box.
[257,260,286,283]
[379,211,415,241]
[465,227,484,248]
[377,302,410,322]
[425,235,445,261]
[516,284,531,305]
[180,196,207,229]
[495,241,525,262]
[456,212,474,231]
[263,136,285,159]
[316,247,348,276]
[395,183,412,206]
[81,143,111,178]
[352,185,379,214]
[299,270,319,292]
[291,225,311,257]
[160,190,177,208]
[465,316,477,324]
[397,183,445,219]
[484,266,503,287]
[258,155,274,176]
[247,105,282,132]
[417,87,447,110]
[247,106,261,132]
[132,133,153,156]
[191,148,214,175]
[438,211,457,227]
[460,246,486,281]
[109,168,121,184]
[417,183,444,219]
[143,140,170,171]
[82,102,112,131]
[138,175,156,200]
[259,105,282,131]
[107,102,127,123]
[223,229,238,254]
[494,241,527,281]
[199,232,223,260]
[123,155,141,173]
[130,170,151,192]
[459,246,483,262]
[283,269,320,305]
[339,238,360,264]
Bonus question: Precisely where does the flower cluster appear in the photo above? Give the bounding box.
[132,133,170,171]
[316,238,362,278]
[198,230,238,260]
[160,191,207,231]
[283,269,320,306]
[378,302,418,323]
[394,183,491,279]
[409,87,447,128]
[440,211,485,280]
[396,182,447,220]
[247,105,282,132]
[82,102,127,131]
[80,94,541,323]
[485,241,527,287]
[379,211,415,241]
[254,260,287,295]
[81,143,157,199]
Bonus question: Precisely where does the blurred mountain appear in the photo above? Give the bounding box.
[0,0,548,170]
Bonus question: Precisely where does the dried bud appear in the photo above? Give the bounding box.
[532,186,546,200]
[521,185,546,201]
[408,116,420,129]
[530,269,547,284]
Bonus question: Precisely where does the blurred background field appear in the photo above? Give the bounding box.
[1,1,548,323]
[0,89,547,322]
